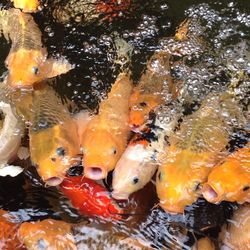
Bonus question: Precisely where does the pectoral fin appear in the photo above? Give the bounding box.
[45,58,74,79]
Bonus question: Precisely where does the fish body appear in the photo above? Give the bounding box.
[52,0,131,24]
[112,132,158,200]
[191,237,215,250]
[0,8,73,87]
[0,210,24,250]
[18,219,76,250]
[11,0,40,12]
[81,73,133,180]
[29,85,81,186]
[202,143,250,204]
[60,176,123,219]
[156,93,242,213]
[129,51,175,129]
[219,204,250,250]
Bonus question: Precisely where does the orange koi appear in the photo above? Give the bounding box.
[81,73,133,180]
[202,142,250,204]
[0,8,73,88]
[11,0,40,12]
[29,85,81,186]
[60,176,123,219]
[156,93,243,213]
[129,51,175,129]
[219,204,250,250]
[18,219,77,250]
[0,210,24,250]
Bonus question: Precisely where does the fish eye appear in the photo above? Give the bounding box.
[111,147,117,155]
[32,66,39,75]
[158,172,162,181]
[56,147,66,157]
[133,177,139,184]
[243,186,249,191]
[139,102,147,107]
[193,182,201,191]
[51,157,56,162]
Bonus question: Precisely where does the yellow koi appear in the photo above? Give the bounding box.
[156,93,243,213]
[0,8,73,88]
[81,73,133,180]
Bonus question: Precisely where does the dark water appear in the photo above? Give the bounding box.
[0,0,249,249]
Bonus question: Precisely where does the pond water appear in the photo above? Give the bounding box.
[0,0,249,249]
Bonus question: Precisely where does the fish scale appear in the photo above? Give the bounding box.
[0,8,42,52]
[30,86,72,131]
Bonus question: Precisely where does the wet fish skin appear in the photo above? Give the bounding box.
[0,8,73,87]
[18,219,77,250]
[202,142,250,204]
[60,176,123,220]
[156,93,243,213]
[11,0,40,13]
[219,204,250,250]
[29,85,81,185]
[81,73,133,180]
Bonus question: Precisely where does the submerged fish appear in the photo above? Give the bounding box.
[60,176,123,219]
[52,0,131,24]
[129,51,175,130]
[219,204,250,250]
[156,93,244,213]
[191,237,216,250]
[11,0,40,12]
[18,219,77,250]
[202,142,250,204]
[29,85,81,186]
[0,81,25,177]
[112,102,180,200]
[81,73,133,180]
[0,8,73,87]
[0,209,24,249]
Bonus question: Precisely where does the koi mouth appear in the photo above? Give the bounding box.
[111,191,129,200]
[202,184,219,202]
[45,177,64,186]
[85,166,107,180]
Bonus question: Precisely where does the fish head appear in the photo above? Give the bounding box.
[202,156,250,203]
[112,143,156,200]
[30,123,81,186]
[6,49,73,87]
[82,129,122,180]
[156,149,212,213]
[129,91,161,128]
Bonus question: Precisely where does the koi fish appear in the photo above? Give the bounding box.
[60,176,123,219]
[52,0,131,24]
[0,8,73,88]
[219,204,250,250]
[129,51,175,129]
[11,0,40,12]
[18,219,77,250]
[0,81,25,177]
[0,209,24,250]
[29,85,81,186]
[156,93,244,213]
[191,237,215,250]
[112,129,158,200]
[81,73,133,180]
[112,102,180,200]
[202,142,250,204]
